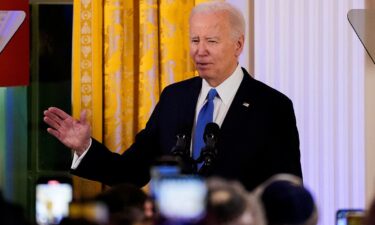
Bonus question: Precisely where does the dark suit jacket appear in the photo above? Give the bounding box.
[73,68,302,191]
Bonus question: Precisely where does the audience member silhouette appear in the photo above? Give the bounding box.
[254,174,318,225]
[0,190,31,225]
[59,217,101,225]
[95,184,154,225]
[203,177,266,225]
[364,196,375,225]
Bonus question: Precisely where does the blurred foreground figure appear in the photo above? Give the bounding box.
[364,196,375,225]
[95,184,154,225]
[203,177,266,225]
[0,190,30,225]
[59,217,101,225]
[255,174,318,225]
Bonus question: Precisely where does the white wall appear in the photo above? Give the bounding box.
[254,1,366,225]
[365,57,375,206]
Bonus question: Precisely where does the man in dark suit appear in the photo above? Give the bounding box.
[43,1,302,191]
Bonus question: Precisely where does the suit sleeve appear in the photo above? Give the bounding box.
[71,94,165,187]
[276,98,303,179]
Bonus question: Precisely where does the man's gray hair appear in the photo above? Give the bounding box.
[206,177,266,225]
[190,1,246,40]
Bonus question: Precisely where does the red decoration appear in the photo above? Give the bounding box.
[0,0,29,87]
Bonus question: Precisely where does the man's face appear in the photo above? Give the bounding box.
[190,11,244,87]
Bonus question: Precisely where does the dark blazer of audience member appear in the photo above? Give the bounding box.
[95,183,154,225]
[0,190,30,225]
[364,197,375,225]
[43,1,302,191]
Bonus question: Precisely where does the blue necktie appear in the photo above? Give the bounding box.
[193,88,217,164]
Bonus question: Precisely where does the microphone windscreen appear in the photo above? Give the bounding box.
[204,122,220,142]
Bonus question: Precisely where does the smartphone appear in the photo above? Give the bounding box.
[155,175,207,222]
[35,177,73,225]
[150,156,181,199]
[336,209,365,225]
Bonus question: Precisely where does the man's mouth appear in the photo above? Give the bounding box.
[196,62,211,68]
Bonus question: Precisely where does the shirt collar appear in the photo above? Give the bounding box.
[201,64,244,105]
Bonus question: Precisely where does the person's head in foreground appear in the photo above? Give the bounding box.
[203,177,266,225]
[255,174,318,225]
[95,184,154,225]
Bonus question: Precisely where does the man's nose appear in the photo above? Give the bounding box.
[197,42,208,55]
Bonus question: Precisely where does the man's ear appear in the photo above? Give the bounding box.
[235,35,245,57]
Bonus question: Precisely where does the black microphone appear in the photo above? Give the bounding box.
[170,131,195,174]
[198,122,220,175]
[171,133,189,158]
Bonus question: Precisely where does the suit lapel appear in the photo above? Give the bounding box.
[185,77,202,121]
[220,68,255,133]
[180,77,202,144]
[181,72,256,147]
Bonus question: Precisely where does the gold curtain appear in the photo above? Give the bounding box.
[72,0,103,199]
[72,0,212,199]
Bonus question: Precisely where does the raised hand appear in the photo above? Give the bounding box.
[43,107,91,156]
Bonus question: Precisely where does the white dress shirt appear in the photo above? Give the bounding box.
[193,64,244,127]
[191,64,244,155]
